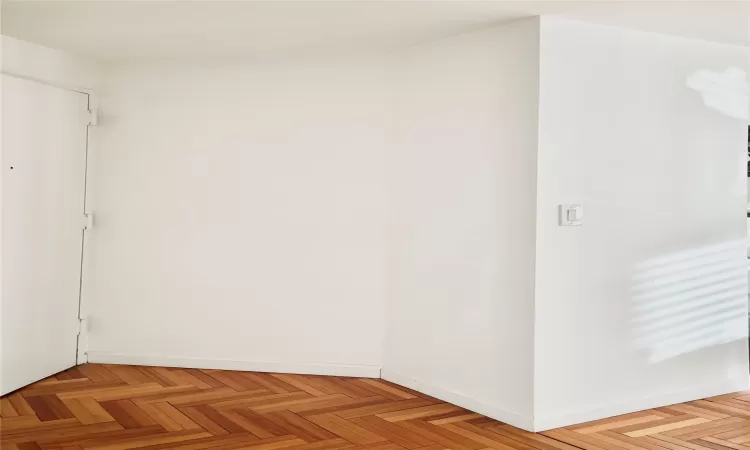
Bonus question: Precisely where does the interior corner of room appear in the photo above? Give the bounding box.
[1,1,749,436]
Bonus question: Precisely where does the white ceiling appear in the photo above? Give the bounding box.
[2,1,748,62]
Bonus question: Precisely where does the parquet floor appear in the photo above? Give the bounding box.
[1,364,748,450]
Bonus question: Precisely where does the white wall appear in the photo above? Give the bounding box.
[382,18,541,430]
[533,17,750,430]
[83,59,393,376]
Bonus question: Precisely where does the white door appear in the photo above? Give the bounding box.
[1,75,89,395]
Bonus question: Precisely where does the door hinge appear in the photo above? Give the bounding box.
[82,213,93,230]
[76,317,89,364]
[77,317,91,336]
[88,108,98,126]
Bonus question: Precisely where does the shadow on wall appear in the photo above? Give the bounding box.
[631,240,748,363]
[631,67,750,363]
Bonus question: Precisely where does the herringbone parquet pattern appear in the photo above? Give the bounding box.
[544,391,750,450]
[0,364,748,450]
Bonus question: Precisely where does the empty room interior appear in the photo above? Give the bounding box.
[1,1,750,449]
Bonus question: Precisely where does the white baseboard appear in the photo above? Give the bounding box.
[85,353,748,433]
[381,369,534,431]
[533,377,750,431]
[86,351,382,378]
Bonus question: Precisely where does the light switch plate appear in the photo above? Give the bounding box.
[559,204,583,226]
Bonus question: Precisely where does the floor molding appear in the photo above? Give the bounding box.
[84,354,749,433]
[381,368,534,431]
[533,377,750,431]
[86,351,382,378]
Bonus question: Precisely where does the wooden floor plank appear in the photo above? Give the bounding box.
[624,418,711,437]
[266,410,340,442]
[228,408,290,437]
[439,422,526,450]
[542,429,614,450]
[35,424,165,448]
[307,413,388,445]
[138,402,191,431]
[3,421,125,445]
[297,397,388,418]
[334,399,436,419]
[484,424,582,450]
[62,397,116,424]
[134,431,263,450]
[179,405,233,436]
[8,394,36,416]
[350,415,437,449]
[24,395,75,422]
[574,416,665,434]
[595,431,672,450]
[376,404,463,422]
[701,437,750,450]
[271,374,329,397]
[395,419,481,450]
